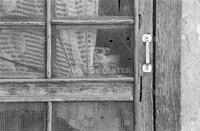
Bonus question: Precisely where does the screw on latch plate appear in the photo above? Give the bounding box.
[143,64,152,73]
[142,34,152,73]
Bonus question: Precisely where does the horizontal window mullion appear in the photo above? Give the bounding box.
[0,20,134,26]
[0,81,133,101]
[55,24,132,30]
[51,19,134,25]
[0,96,134,102]
[0,78,134,84]
[0,22,45,26]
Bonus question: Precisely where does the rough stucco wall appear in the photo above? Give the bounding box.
[182,0,200,130]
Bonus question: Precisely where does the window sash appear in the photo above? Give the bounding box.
[0,0,135,99]
[0,0,135,131]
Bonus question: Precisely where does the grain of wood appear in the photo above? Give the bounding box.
[134,0,154,131]
[155,0,182,131]
[0,83,133,102]
[0,78,134,83]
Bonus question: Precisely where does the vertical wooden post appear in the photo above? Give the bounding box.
[135,0,154,131]
[47,0,52,79]
[155,0,182,131]
[47,102,53,131]
[47,1,53,131]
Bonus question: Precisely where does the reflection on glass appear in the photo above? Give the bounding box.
[93,28,133,77]
[99,0,133,16]
[52,26,133,78]
[0,0,45,21]
[0,103,47,131]
[54,0,133,18]
[0,28,45,78]
[53,102,134,131]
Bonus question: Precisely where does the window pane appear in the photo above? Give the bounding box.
[52,25,133,78]
[53,0,133,19]
[53,102,134,131]
[0,103,47,131]
[0,27,45,78]
[0,0,45,21]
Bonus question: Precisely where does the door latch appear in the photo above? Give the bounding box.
[142,34,152,73]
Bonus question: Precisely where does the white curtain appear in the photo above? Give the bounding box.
[55,0,99,77]
[0,0,44,18]
[0,0,45,78]
[0,0,99,78]
[0,28,45,78]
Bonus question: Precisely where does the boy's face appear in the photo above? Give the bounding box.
[94,47,120,76]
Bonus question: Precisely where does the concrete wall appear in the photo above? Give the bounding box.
[182,0,200,130]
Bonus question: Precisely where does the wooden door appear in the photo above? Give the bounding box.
[135,0,154,131]
[155,0,181,131]
[0,0,155,131]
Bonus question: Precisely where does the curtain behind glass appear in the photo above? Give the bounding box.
[0,0,45,19]
[55,0,99,77]
[0,0,46,78]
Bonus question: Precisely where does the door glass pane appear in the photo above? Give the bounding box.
[53,0,133,19]
[0,103,47,131]
[52,25,133,78]
[0,27,46,78]
[53,102,134,131]
[0,0,45,21]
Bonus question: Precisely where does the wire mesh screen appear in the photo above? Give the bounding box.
[53,102,134,131]
[0,103,47,131]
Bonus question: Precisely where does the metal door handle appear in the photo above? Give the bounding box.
[142,34,152,72]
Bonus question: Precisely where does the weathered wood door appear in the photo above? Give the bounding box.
[0,0,155,131]
[155,0,181,131]
[135,0,154,131]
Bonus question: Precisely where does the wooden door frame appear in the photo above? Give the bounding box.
[0,0,182,130]
[155,0,181,131]
[135,0,154,131]
[135,0,182,131]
